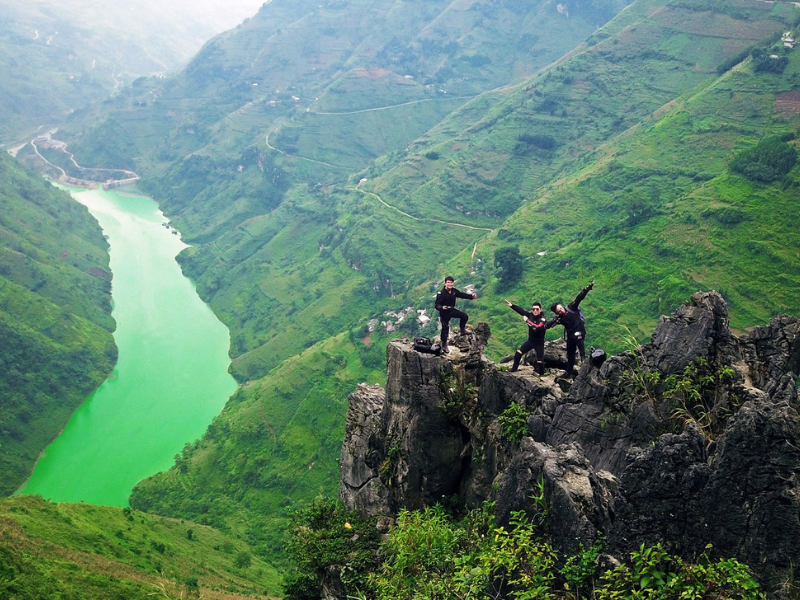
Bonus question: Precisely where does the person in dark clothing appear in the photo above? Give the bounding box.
[548,280,594,379]
[505,299,548,374]
[435,276,477,354]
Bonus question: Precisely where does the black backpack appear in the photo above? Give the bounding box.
[413,337,442,356]
[589,346,607,368]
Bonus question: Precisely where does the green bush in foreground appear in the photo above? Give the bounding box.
[285,500,765,600]
[283,496,382,600]
[598,543,763,600]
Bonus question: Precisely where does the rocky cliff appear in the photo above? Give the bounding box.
[340,292,800,596]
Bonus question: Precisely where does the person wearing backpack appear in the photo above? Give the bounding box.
[549,280,594,379]
[505,299,549,374]
[435,276,477,354]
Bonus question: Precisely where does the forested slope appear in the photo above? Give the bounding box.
[0,152,117,495]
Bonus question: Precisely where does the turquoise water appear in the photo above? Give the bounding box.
[19,187,237,506]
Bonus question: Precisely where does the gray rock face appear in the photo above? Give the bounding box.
[642,291,739,374]
[494,439,617,558]
[339,292,800,597]
[740,315,800,402]
[339,384,391,515]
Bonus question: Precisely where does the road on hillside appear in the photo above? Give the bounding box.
[353,181,493,232]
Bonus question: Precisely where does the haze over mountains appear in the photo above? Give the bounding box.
[3,0,800,595]
[0,0,265,143]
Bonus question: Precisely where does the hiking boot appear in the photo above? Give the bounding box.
[558,371,572,380]
[509,366,518,373]
[442,344,450,354]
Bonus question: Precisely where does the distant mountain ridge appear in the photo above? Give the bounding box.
[0,0,264,143]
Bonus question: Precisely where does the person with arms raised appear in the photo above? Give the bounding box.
[548,280,594,380]
[505,298,549,374]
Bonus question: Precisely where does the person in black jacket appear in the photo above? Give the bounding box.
[435,276,476,353]
[505,299,548,374]
[548,280,594,379]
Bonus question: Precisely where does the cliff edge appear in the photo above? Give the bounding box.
[340,292,800,596]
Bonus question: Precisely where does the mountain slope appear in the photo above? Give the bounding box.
[364,0,793,225]
[129,0,800,577]
[0,494,280,598]
[0,152,117,495]
[52,0,633,384]
[60,0,631,216]
[178,0,796,378]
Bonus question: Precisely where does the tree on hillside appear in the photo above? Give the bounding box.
[494,246,524,290]
[752,48,788,74]
[730,135,797,183]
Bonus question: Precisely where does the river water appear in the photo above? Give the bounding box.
[19,187,237,506]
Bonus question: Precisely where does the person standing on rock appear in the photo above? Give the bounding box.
[435,276,476,354]
[505,299,548,374]
[549,280,594,379]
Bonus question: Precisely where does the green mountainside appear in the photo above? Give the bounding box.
[98,0,799,580]
[359,0,800,350]
[57,0,631,190]
[166,0,799,374]
[5,0,799,592]
[0,494,279,598]
[56,0,632,383]
[0,152,117,496]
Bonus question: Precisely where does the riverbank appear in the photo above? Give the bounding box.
[19,186,237,506]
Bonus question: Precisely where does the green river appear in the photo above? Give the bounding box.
[19,187,237,506]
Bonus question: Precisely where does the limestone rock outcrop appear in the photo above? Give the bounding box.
[339,292,800,597]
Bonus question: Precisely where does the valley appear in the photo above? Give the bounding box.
[19,187,237,507]
[2,0,800,596]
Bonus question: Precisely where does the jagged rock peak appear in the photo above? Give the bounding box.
[339,292,800,596]
[643,290,738,374]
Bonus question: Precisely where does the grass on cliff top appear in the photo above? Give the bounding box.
[0,494,281,598]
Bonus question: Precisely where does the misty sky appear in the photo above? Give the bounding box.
[0,0,270,73]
